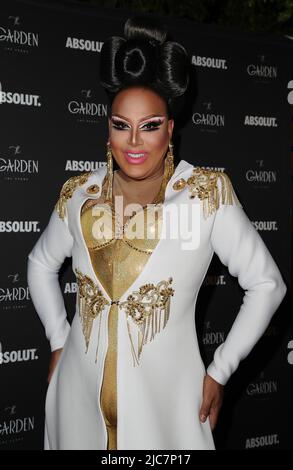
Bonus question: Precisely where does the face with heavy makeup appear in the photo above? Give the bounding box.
[108,86,174,180]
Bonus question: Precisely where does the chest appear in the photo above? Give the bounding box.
[74,190,214,301]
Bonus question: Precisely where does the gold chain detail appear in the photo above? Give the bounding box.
[55,172,92,220]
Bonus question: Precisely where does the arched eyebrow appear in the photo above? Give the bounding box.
[111,113,165,123]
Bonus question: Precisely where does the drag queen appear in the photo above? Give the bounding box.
[27,16,287,450]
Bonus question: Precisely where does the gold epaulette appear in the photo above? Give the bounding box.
[172,166,241,219]
[55,172,92,220]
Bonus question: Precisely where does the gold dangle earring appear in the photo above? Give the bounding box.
[164,140,175,181]
[105,141,113,204]
[155,140,175,204]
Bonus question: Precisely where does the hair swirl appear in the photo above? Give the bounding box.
[99,15,190,118]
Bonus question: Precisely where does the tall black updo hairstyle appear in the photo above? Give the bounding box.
[99,15,190,120]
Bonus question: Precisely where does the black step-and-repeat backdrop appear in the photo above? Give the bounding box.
[0,0,292,450]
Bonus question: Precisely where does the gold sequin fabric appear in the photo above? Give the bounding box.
[79,170,175,450]
[172,167,242,219]
[79,200,169,365]
[74,267,174,450]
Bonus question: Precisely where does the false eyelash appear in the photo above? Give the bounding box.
[111,121,129,130]
[111,120,163,131]
[142,121,163,131]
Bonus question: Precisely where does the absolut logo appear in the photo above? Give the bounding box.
[244,116,277,127]
[252,221,278,231]
[0,349,38,365]
[64,282,77,294]
[66,37,103,52]
[246,169,276,183]
[0,91,41,106]
[0,26,38,46]
[0,221,40,232]
[192,55,227,70]
[65,160,106,172]
[203,275,226,286]
[245,434,279,448]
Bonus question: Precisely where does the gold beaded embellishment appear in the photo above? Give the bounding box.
[55,172,92,220]
[74,268,175,366]
[119,278,175,366]
[75,268,110,354]
[86,184,100,194]
[172,167,241,219]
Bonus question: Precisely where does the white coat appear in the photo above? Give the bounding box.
[27,159,287,450]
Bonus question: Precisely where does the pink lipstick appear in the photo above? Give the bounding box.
[123,151,148,165]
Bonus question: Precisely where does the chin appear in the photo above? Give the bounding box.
[117,159,152,178]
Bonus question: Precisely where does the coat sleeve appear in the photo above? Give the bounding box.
[206,172,287,386]
[27,191,74,352]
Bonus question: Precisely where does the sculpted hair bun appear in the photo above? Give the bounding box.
[124,16,167,44]
[99,15,190,115]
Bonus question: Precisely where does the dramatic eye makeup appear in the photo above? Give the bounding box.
[111,116,165,131]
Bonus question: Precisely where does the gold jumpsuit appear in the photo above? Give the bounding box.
[80,169,166,449]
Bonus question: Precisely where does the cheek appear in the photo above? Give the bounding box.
[110,132,125,148]
[147,131,169,150]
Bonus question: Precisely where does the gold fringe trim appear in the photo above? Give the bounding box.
[75,269,175,367]
[95,308,103,364]
[55,172,91,220]
[173,167,242,219]
[75,268,110,353]
[119,278,175,367]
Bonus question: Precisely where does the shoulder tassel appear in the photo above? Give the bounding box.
[174,167,242,219]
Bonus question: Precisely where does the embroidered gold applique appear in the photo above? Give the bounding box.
[86,184,100,194]
[172,178,186,191]
[55,172,92,220]
[172,167,241,219]
[119,278,175,367]
[75,268,175,367]
[75,268,110,354]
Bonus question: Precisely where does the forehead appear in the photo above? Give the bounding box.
[111,87,167,115]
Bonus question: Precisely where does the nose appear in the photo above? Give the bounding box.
[127,127,143,146]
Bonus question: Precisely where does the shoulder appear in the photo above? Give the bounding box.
[55,171,94,220]
[173,166,242,219]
